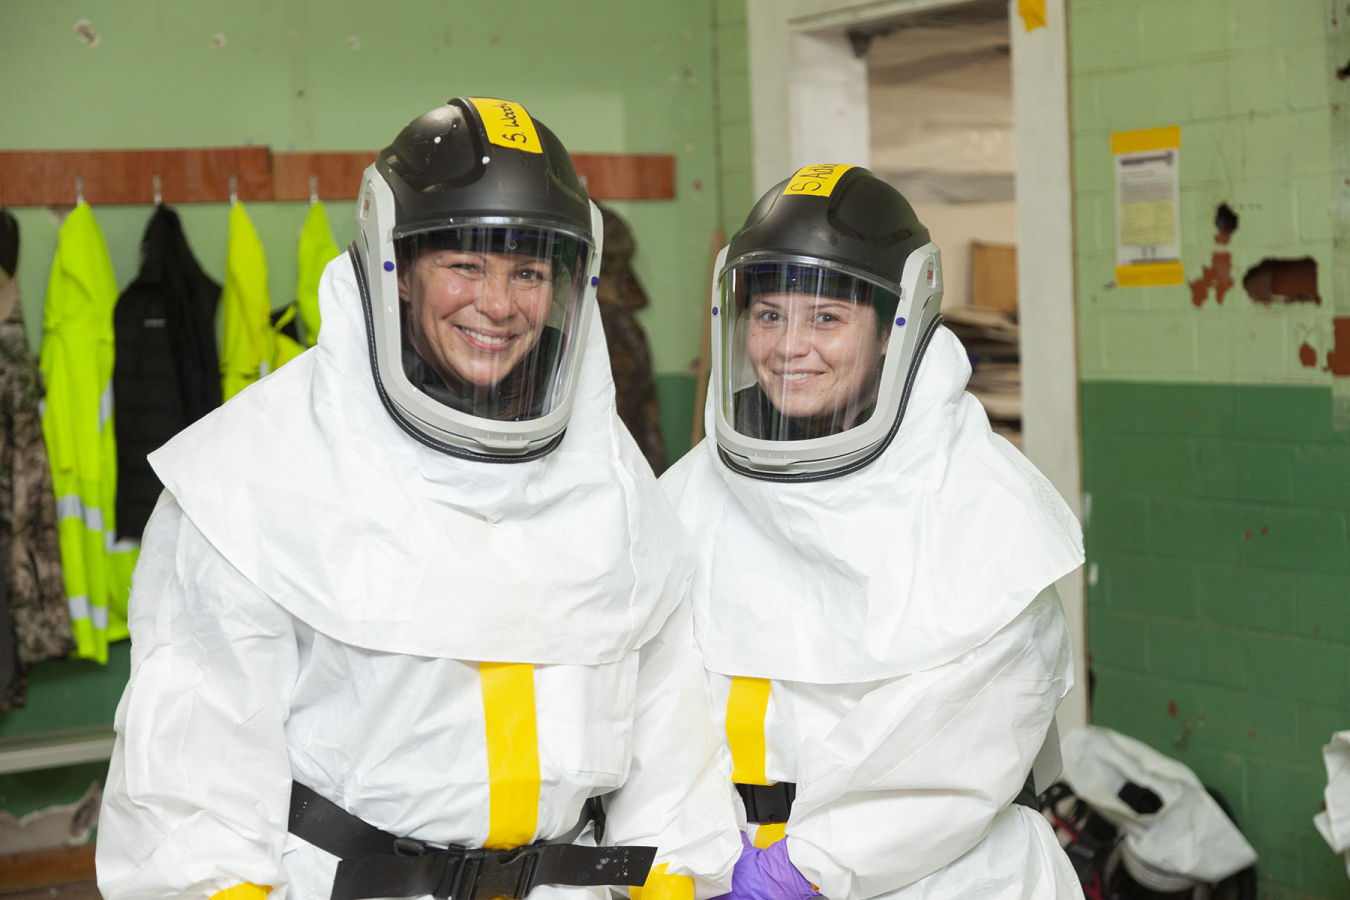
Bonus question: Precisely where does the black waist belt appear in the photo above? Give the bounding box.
[289,782,657,900]
[735,782,796,824]
[737,775,1039,825]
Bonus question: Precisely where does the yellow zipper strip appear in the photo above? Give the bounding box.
[726,676,773,786]
[479,662,541,849]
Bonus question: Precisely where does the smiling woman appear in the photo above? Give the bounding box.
[724,262,897,442]
[396,225,588,421]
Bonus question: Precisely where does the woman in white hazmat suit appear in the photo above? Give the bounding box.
[660,165,1087,900]
[96,99,740,900]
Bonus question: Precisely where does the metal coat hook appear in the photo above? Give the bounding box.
[309,175,319,205]
[229,174,238,205]
[153,174,163,206]
[75,175,85,206]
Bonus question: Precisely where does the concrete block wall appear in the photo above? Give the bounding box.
[1070,1,1350,896]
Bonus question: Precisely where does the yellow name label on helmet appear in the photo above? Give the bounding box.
[467,98,543,154]
[783,164,853,196]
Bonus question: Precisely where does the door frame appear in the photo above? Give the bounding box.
[744,0,1087,731]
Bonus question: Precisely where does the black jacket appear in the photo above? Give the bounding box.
[113,207,222,539]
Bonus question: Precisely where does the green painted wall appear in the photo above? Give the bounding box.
[1071,1,1350,897]
[1072,0,1337,387]
[1083,382,1350,898]
[0,0,751,814]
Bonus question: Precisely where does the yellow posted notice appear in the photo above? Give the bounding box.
[783,164,853,197]
[466,98,543,154]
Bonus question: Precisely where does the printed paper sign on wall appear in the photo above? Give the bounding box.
[1112,126,1183,287]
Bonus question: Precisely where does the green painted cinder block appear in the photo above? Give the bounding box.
[1088,494,1151,553]
[1232,386,1350,445]
[1246,632,1350,707]
[1148,498,1245,563]
[1186,57,1230,120]
[1097,551,1199,617]
[1228,0,1326,49]
[1192,683,1300,765]
[1083,378,1350,897]
[1195,564,1299,633]
[1296,574,1350,643]
[1301,844,1350,898]
[1082,382,1237,437]
[1229,47,1299,116]
[1297,701,1350,759]
[1246,757,1332,830]
[1149,619,1248,688]
[1082,382,1350,443]
[1233,442,1297,503]
[1237,503,1350,575]
[1293,445,1350,510]
[1175,743,1248,819]
[1154,439,1300,505]
[1091,663,1200,737]
[1084,435,1192,495]
[1137,0,1225,62]
[1068,2,1140,74]
[1086,606,1150,671]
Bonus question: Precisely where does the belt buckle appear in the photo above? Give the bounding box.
[394,837,431,857]
[455,845,542,900]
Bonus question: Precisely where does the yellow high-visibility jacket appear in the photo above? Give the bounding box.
[220,203,273,401]
[296,201,339,347]
[40,203,134,662]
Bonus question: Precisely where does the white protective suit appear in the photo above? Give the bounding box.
[1315,730,1350,878]
[661,326,1086,900]
[1060,726,1256,889]
[96,254,741,900]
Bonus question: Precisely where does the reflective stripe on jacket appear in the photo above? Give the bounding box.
[40,203,133,662]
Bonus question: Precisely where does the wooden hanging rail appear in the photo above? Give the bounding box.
[0,148,677,206]
[572,154,676,200]
[272,151,377,201]
[0,147,273,206]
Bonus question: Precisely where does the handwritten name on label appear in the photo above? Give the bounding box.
[467,98,543,154]
[783,164,853,196]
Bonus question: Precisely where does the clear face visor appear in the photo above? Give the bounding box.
[395,225,592,423]
[721,261,900,443]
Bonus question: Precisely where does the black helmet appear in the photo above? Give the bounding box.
[710,164,945,479]
[353,98,602,462]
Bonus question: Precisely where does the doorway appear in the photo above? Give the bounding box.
[861,0,1023,446]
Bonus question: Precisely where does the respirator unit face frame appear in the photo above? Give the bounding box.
[353,165,604,462]
[710,242,945,480]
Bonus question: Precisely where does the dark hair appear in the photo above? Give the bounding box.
[740,263,900,326]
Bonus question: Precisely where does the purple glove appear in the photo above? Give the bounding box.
[715,831,819,900]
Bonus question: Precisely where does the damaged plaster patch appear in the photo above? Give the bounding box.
[1300,342,1318,367]
[1190,253,1233,306]
[1188,204,1240,306]
[1328,318,1350,376]
[211,33,226,49]
[1244,257,1320,305]
[74,19,99,47]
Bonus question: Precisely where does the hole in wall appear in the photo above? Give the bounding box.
[1243,257,1320,305]
[1214,202,1238,244]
